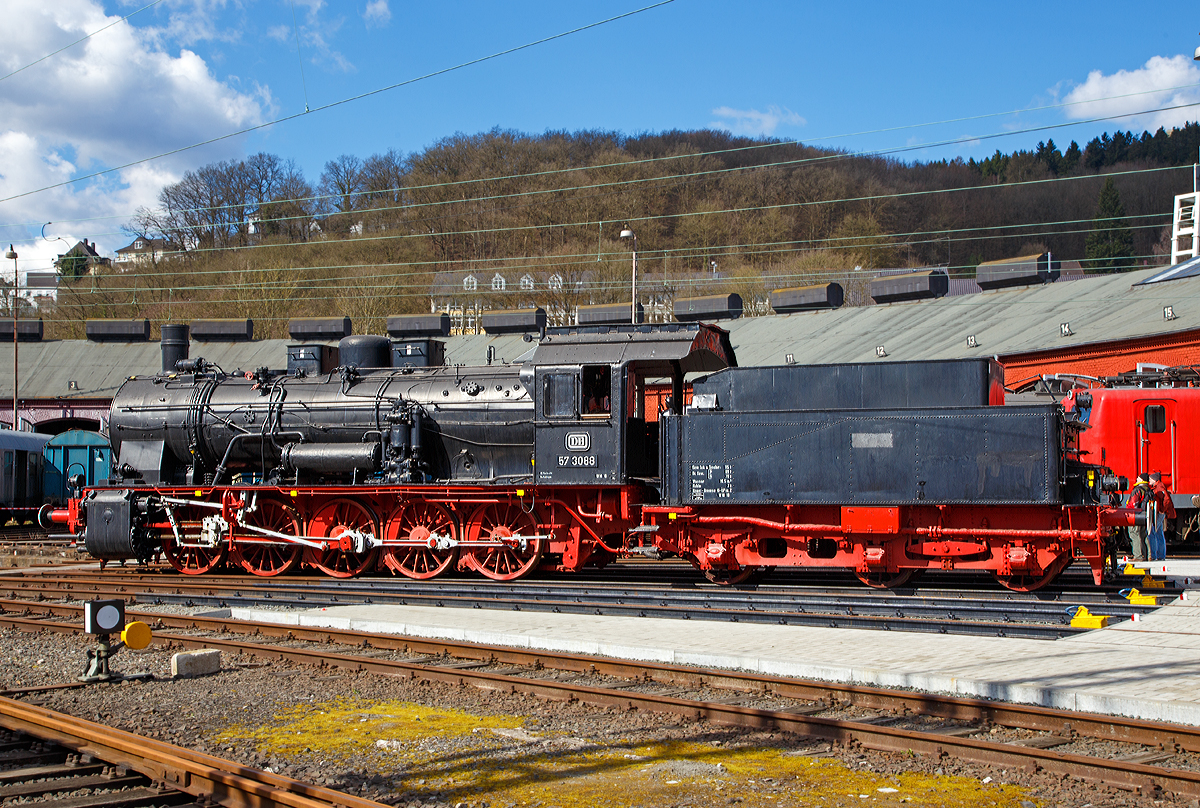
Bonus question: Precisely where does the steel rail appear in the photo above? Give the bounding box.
[0,696,390,808]
[2,604,1198,757]
[8,564,1167,602]
[0,575,1138,640]
[0,582,1087,639]
[6,615,1195,798]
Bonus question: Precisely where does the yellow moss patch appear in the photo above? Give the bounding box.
[216,697,522,759]
[216,700,1035,808]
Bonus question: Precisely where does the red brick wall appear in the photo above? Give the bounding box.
[1000,328,1200,390]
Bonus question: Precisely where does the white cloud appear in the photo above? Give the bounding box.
[363,0,391,27]
[0,0,269,263]
[1062,55,1200,132]
[710,105,806,137]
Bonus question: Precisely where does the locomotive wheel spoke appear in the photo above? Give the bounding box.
[993,553,1072,592]
[853,568,921,589]
[381,501,459,580]
[304,498,379,578]
[462,502,543,582]
[231,498,303,577]
[162,538,226,576]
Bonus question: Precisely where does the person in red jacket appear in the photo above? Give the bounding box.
[1148,471,1176,561]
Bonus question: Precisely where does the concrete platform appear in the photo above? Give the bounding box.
[230,561,1200,727]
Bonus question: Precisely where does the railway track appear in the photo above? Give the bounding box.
[0,694,390,807]
[0,566,1172,640]
[2,600,1198,799]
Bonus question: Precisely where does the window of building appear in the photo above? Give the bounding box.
[548,274,563,291]
[520,274,534,291]
[463,275,478,292]
[491,273,506,291]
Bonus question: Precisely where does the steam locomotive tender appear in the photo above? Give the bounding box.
[52,323,1130,590]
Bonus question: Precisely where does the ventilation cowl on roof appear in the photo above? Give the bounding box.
[975,253,1059,290]
[674,293,743,321]
[288,317,351,341]
[770,283,844,313]
[870,270,948,304]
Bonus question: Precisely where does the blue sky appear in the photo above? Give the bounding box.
[2,0,1199,274]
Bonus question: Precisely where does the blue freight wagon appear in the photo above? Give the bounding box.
[43,430,111,505]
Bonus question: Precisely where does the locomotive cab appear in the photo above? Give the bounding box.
[533,363,624,484]
[529,323,736,487]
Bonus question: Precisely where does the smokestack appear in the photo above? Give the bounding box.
[160,323,189,372]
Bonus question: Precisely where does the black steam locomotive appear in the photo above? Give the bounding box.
[54,322,1127,590]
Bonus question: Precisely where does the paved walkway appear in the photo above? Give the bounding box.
[227,558,1200,727]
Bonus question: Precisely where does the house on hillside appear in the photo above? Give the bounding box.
[53,239,109,278]
[114,237,172,267]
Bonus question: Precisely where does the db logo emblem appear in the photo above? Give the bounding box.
[566,432,590,452]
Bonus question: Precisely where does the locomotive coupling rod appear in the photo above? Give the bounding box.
[453,533,553,551]
[235,521,326,550]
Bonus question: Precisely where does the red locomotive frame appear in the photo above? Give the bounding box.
[47,323,1134,592]
[50,482,1125,592]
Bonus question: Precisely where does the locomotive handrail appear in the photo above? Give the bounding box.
[157,496,223,510]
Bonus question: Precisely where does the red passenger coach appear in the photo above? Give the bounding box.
[48,323,1130,591]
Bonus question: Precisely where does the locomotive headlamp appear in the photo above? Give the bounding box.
[1100,475,1127,493]
[84,599,125,635]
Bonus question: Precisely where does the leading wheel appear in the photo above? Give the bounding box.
[462,501,543,581]
[381,501,459,580]
[854,568,921,589]
[993,554,1071,592]
[162,538,226,575]
[231,498,304,577]
[303,498,379,578]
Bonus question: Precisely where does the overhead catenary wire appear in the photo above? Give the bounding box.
[0,0,678,206]
[4,90,1197,239]
[8,131,1188,279]
[44,212,1172,301]
[11,161,1180,296]
[0,0,166,84]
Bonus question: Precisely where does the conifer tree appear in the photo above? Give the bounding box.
[1085,177,1134,273]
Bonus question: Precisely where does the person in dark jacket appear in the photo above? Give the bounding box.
[1126,473,1152,562]
[1148,471,1176,561]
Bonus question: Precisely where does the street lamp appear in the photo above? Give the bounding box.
[619,226,637,324]
[4,245,16,431]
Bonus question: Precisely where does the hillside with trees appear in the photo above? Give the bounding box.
[44,122,1200,338]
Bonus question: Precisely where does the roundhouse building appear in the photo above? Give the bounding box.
[2,262,1199,434]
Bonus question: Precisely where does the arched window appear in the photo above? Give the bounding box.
[491,273,506,291]
[463,275,478,292]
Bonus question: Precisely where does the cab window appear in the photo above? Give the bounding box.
[582,365,611,416]
[543,374,576,418]
[1144,404,1166,434]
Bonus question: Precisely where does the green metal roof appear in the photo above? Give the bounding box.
[5,265,1197,401]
